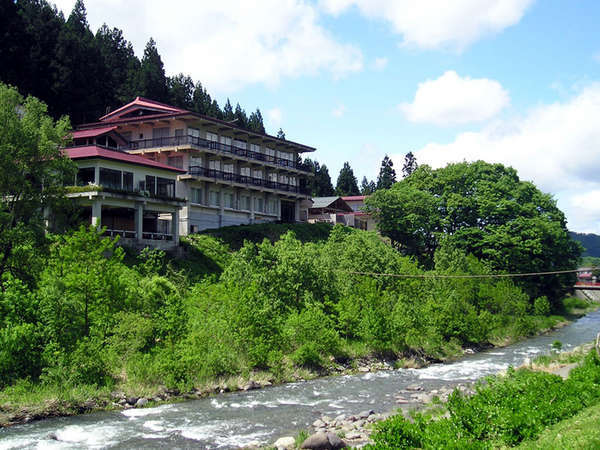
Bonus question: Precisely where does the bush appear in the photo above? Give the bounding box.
[533,296,551,316]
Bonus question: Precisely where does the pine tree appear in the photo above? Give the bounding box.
[376,154,397,190]
[139,38,169,103]
[248,108,265,133]
[53,0,107,123]
[335,162,360,196]
[168,73,194,109]
[402,151,418,178]
[360,176,376,195]
[234,103,248,128]
[316,164,335,196]
[223,99,234,121]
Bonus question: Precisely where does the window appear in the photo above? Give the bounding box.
[209,160,220,171]
[254,197,264,212]
[278,151,292,161]
[167,156,183,169]
[209,190,220,206]
[76,167,95,186]
[175,129,184,137]
[265,147,275,158]
[268,172,278,182]
[188,127,200,138]
[268,198,278,214]
[206,132,218,142]
[289,176,297,186]
[250,144,261,154]
[233,139,246,150]
[241,195,251,210]
[99,168,122,190]
[223,191,234,208]
[219,136,232,147]
[123,172,133,191]
[152,127,170,145]
[223,163,234,174]
[279,174,289,185]
[146,175,156,194]
[240,166,250,177]
[157,177,175,197]
[174,129,184,145]
[252,169,263,179]
[191,187,203,204]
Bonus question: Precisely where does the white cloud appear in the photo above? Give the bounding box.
[373,57,388,71]
[332,104,346,117]
[51,0,363,92]
[266,107,282,125]
[400,71,510,126]
[394,83,600,232]
[320,0,534,50]
[593,52,600,63]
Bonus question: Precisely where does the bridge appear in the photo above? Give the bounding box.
[574,282,600,301]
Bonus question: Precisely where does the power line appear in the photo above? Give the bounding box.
[337,267,594,280]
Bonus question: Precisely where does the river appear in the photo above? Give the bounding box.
[2,310,600,449]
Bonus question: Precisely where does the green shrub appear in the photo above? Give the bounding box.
[533,296,551,316]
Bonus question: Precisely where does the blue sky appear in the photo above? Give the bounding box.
[53,0,600,232]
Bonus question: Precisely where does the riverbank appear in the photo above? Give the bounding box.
[2,300,593,429]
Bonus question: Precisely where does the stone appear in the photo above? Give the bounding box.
[135,397,148,407]
[395,396,409,404]
[274,436,296,449]
[312,419,325,428]
[321,415,332,424]
[334,414,346,423]
[345,431,362,440]
[326,432,347,449]
[301,432,330,449]
[126,396,139,405]
[358,410,374,419]
[405,384,423,391]
[358,367,369,372]
[241,380,261,391]
[354,419,365,428]
[117,398,127,405]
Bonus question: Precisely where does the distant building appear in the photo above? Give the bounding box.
[64,97,316,247]
[341,195,376,231]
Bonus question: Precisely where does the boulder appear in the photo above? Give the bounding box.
[301,431,347,449]
[126,396,139,405]
[312,419,325,428]
[135,397,148,407]
[358,410,374,419]
[274,436,296,450]
[405,384,423,391]
[241,380,261,391]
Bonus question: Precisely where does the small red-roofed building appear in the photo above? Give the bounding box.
[341,195,376,231]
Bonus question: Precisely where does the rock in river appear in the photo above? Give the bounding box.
[301,431,347,449]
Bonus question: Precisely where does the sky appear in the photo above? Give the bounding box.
[51,0,600,233]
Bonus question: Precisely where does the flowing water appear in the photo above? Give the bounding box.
[2,310,600,449]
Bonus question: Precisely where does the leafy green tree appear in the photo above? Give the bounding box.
[336,162,360,196]
[366,161,581,304]
[0,83,75,285]
[376,155,396,190]
[402,151,418,177]
[139,38,169,102]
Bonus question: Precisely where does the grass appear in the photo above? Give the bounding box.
[516,402,600,449]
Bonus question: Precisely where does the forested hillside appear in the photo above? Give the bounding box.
[570,231,600,258]
[0,0,266,130]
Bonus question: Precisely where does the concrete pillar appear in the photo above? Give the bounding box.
[218,188,224,228]
[91,200,102,228]
[295,200,300,222]
[135,202,143,240]
[94,166,100,185]
[250,193,255,223]
[277,197,281,221]
[171,210,179,245]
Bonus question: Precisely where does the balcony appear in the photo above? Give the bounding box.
[122,135,312,173]
[187,166,311,195]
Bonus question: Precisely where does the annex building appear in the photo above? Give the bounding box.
[65,97,315,247]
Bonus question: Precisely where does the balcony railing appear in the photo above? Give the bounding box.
[188,166,311,195]
[122,135,312,172]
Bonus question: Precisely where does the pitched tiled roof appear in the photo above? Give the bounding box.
[342,195,367,201]
[65,146,186,173]
[71,125,118,139]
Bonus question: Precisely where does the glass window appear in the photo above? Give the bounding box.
[157,177,175,198]
[241,195,251,210]
[188,127,200,138]
[223,163,234,174]
[219,136,232,146]
[289,176,297,186]
[279,174,289,185]
[190,155,203,168]
[209,160,220,171]
[265,147,275,157]
[123,172,133,191]
[167,156,183,169]
[254,197,264,212]
[252,169,263,179]
[223,192,234,208]
[99,168,122,190]
[268,172,277,182]
[206,132,218,142]
[234,139,246,150]
[209,191,220,206]
[175,129,184,137]
[240,166,250,177]
[191,187,203,204]
[146,175,156,194]
[250,144,261,154]
[268,199,278,214]
[76,167,95,186]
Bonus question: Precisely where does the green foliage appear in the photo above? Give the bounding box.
[366,161,581,305]
[533,296,551,316]
[376,155,396,190]
[368,351,600,449]
[335,161,360,196]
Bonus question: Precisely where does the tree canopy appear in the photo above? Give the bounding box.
[302,158,335,197]
[365,161,581,304]
[402,151,418,178]
[335,162,360,196]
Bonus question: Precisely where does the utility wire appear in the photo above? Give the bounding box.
[337,267,595,280]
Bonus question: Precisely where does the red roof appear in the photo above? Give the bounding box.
[65,146,185,173]
[72,125,118,139]
[342,196,367,201]
[100,97,187,122]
